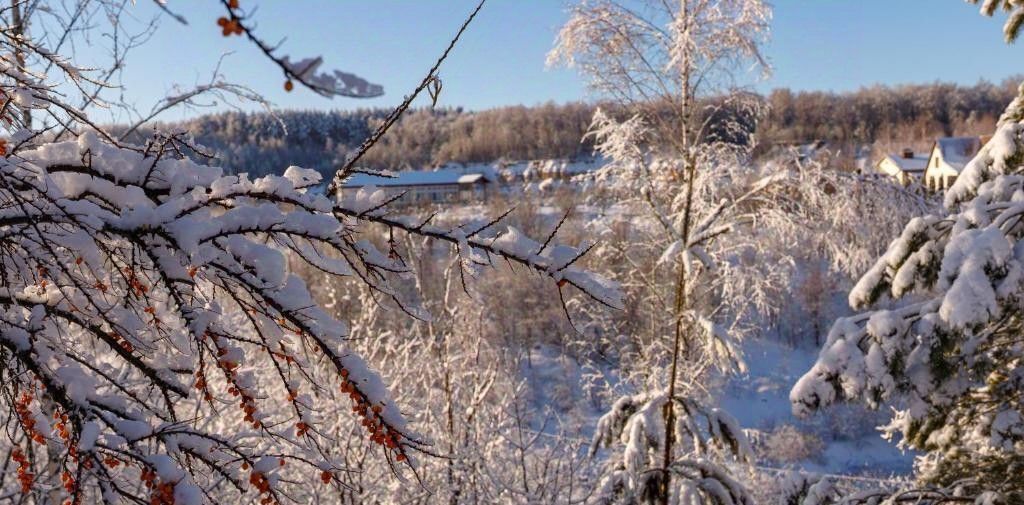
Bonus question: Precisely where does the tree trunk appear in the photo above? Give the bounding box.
[659,2,695,504]
[11,0,31,129]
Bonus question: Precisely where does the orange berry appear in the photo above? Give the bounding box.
[284,80,294,92]
[217,17,228,27]
[228,0,239,8]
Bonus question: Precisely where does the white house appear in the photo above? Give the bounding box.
[922,137,984,191]
[340,167,496,205]
[876,148,929,185]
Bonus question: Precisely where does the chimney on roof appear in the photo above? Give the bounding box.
[901,148,914,159]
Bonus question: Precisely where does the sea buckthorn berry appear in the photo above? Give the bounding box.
[284,80,294,92]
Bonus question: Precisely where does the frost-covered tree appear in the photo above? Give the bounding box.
[790,83,1024,503]
[290,226,607,504]
[0,2,623,504]
[550,2,773,503]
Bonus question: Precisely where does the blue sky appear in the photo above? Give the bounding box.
[86,1,1023,120]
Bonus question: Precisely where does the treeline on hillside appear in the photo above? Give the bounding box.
[147,78,1022,177]
[762,77,1021,150]
[145,103,596,177]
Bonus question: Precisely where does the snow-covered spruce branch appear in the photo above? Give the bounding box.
[780,472,992,505]
[0,132,620,503]
[969,0,1024,43]
[791,83,1024,502]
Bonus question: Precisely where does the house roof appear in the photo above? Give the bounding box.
[880,153,929,173]
[343,167,495,188]
[935,137,982,171]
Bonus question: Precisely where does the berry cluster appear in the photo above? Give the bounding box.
[214,1,299,93]
[241,461,281,505]
[193,369,213,402]
[11,447,33,494]
[124,268,149,296]
[216,0,243,37]
[61,470,77,497]
[15,391,45,444]
[338,369,407,462]
[53,411,76,456]
[209,335,263,430]
[103,454,122,469]
[141,468,176,505]
[109,332,134,353]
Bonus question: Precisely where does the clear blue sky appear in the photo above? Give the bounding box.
[86,1,1023,121]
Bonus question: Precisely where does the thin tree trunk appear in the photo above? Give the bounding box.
[11,0,31,129]
[659,1,694,503]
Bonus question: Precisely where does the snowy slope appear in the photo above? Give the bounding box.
[719,338,914,476]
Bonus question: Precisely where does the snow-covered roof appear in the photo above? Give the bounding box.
[456,173,487,184]
[496,157,605,178]
[881,153,929,173]
[935,137,982,171]
[343,167,495,188]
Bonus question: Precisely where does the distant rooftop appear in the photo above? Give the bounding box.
[936,137,982,171]
[342,166,496,188]
[882,153,929,172]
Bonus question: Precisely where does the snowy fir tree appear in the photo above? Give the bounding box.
[791,82,1024,504]
[551,1,776,504]
[789,7,1024,504]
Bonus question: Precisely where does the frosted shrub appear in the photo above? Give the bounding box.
[0,2,623,502]
[761,425,825,466]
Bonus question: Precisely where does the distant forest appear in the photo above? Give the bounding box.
[151,78,1022,177]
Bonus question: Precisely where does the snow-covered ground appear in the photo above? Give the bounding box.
[516,337,914,482]
[721,338,913,477]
